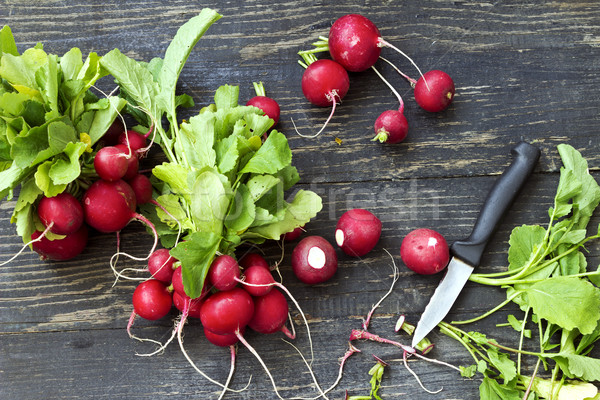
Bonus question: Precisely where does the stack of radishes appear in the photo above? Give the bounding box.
[297,14,455,143]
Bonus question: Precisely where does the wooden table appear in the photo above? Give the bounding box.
[2,1,599,399]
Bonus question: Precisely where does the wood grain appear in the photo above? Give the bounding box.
[2,1,600,399]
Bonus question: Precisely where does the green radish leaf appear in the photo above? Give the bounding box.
[170,231,221,299]
[478,377,523,400]
[507,224,546,271]
[152,162,191,198]
[549,353,600,381]
[157,8,222,114]
[486,348,517,385]
[214,84,239,110]
[0,25,19,57]
[86,96,127,144]
[48,141,87,185]
[225,184,255,234]
[246,174,281,202]
[154,194,195,231]
[60,47,84,81]
[0,48,48,93]
[0,162,30,200]
[190,169,231,236]
[35,53,59,118]
[525,276,600,334]
[522,376,599,400]
[179,112,217,170]
[34,160,67,197]
[240,130,291,174]
[247,189,322,240]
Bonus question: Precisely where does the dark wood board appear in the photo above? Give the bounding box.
[1,1,600,399]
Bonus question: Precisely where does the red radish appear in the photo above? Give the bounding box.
[101,119,126,146]
[93,146,129,182]
[327,14,426,78]
[171,265,185,295]
[173,291,203,319]
[400,228,450,275]
[204,327,242,347]
[82,179,136,233]
[200,288,254,335]
[246,81,280,126]
[328,14,382,72]
[37,192,84,235]
[301,59,349,107]
[335,209,382,257]
[239,252,269,270]
[248,288,290,335]
[115,144,139,180]
[31,225,88,261]
[241,265,275,297]
[373,110,408,144]
[148,248,176,283]
[207,254,240,291]
[292,235,338,284]
[283,226,303,241]
[296,59,350,138]
[118,130,147,156]
[414,70,455,112]
[132,279,173,320]
[127,174,153,205]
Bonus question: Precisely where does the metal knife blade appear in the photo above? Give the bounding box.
[411,141,541,349]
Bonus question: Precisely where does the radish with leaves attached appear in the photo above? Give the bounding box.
[246,81,280,126]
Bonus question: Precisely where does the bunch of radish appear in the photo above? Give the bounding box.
[297,14,455,143]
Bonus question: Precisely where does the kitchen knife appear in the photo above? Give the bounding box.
[411,141,540,348]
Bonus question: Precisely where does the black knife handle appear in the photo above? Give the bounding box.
[450,141,540,267]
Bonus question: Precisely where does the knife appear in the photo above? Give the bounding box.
[411,141,540,348]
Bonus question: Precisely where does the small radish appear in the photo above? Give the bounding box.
[93,146,129,182]
[248,288,291,336]
[31,225,88,261]
[114,144,139,180]
[207,254,241,291]
[414,70,455,112]
[295,58,350,138]
[283,226,303,241]
[171,265,185,295]
[400,228,450,275]
[132,279,173,320]
[127,173,153,205]
[101,119,126,146]
[148,248,176,283]
[373,110,408,144]
[82,179,136,233]
[292,235,338,284]
[200,288,254,335]
[246,81,280,126]
[335,209,382,257]
[204,327,243,347]
[238,252,269,270]
[37,192,84,235]
[118,130,147,158]
[240,264,275,297]
[172,291,203,319]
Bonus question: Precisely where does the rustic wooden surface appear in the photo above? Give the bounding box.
[1,1,600,399]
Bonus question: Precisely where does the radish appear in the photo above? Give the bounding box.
[283,226,303,241]
[246,81,280,126]
[335,208,382,257]
[327,14,426,77]
[36,192,84,235]
[101,119,126,146]
[373,110,408,144]
[171,265,185,295]
[172,291,203,319]
[93,146,129,182]
[127,173,153,205]
[82,179,136,233]
[115,144,139,180]
[132,279,173,320]
[295,58,350,138]
[239,264,275,297]
[238,252,269,270]
[292,235,337,284]
[207,254,241,291]
[200,288,254,335]
[204,327,242,347]
[31,225,88,261]
[248,288,292,336]
[414,70,455,112]
[400,228,450,275]
[148,248,176,283]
